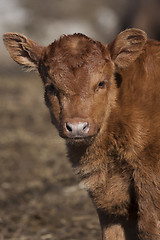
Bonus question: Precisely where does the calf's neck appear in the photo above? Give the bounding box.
[3,28,160,240]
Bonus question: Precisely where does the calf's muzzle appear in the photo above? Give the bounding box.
[64,118,90,138]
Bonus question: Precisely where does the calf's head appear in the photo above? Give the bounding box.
[3,29,147,144]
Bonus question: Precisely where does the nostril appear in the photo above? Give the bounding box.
[82,122,89,133]
[65,121,90,136]
[66,122,73,132]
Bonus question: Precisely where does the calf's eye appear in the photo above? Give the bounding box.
[98,81,105,89]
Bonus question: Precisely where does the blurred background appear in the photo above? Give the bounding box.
[0,0,160,239]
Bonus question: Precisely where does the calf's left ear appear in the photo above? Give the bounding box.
[108,28,147,69]
[3,33,45,71]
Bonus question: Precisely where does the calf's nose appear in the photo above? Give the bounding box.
[65,121,89,138]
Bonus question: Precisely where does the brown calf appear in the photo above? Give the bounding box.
[3,28,160,240]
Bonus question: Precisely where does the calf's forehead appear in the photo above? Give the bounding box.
[42,34,110,93]
[47,59,108,94]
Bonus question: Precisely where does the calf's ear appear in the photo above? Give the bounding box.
[3,32,45,71]
[108,28,147,69]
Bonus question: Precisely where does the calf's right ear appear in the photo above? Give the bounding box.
[108,28,147,69]
[3,32,45,71]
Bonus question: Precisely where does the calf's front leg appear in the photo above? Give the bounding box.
[98,211,140,240]
[101,224,125,240]
[134,168,160,240]
[98,212,125,240]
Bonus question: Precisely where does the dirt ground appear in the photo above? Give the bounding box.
[0,73,100,240]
